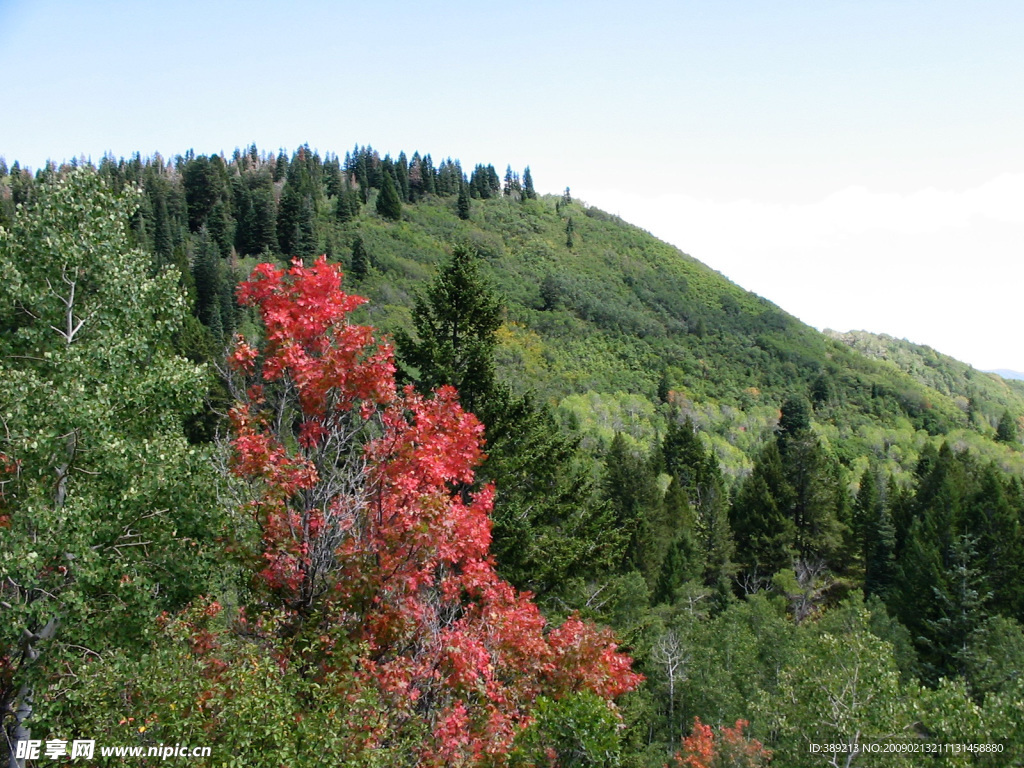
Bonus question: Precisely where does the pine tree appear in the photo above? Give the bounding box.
[349,234,369,281]
[964,464,1024,618]
[191,227,225,343]
[731,441,796,582]
[859,466,897,599]
[653,479,700,604]
[396,151,410,202]
[523,166,537,200]
[566,217,575,249]
[996,411,1017,444]
[457,180,471,220]
[273,150,288,181]
[375,170,402,221]
[396,246,502,414]
[603,434,661,573]
[394,247,615,597]
[778,394,812,442]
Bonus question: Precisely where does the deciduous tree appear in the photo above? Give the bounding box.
[225,256,640,764]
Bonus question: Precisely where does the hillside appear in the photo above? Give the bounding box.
[826,329,1024,421]
[341,187,1024,484]
[6,148,1020,480]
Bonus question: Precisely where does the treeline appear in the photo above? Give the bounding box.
[0,146,538,351]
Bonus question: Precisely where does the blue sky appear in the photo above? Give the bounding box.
[3,0,1023,370]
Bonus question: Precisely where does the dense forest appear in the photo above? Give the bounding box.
[2,146,1023,767]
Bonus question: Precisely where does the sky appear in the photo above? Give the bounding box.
[2,0,1023,371]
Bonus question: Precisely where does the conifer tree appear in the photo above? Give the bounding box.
[523,166,537,200]
[653,479,701,604]
[396,246,501,414]
[394,248,616,597]
[457,179,471,220]
[395,151,410,201]
[603,434,661,573]
[191,227,226,342]
[375,170,402,221]
[349,234,369,281]
[273,150,287,181]
[731,441,796,582]
[858,466,897,599]
[996,410,1017,444]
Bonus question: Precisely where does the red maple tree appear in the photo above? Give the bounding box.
[671,717,772,768]
[226,257,640,765]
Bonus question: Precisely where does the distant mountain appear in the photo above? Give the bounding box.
[988,368,1024,381]
[826,330,1024,439]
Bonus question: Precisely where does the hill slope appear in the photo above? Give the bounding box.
[4,148,1022,482]
[345,192,1024,482]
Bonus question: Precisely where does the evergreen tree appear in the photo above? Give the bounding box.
[662,417,708,490]
[396,246,502,414]
[566,216,575,249]
[778,393,812,442]
[603,434,661,573]
[996,410,1017,444]
[375,170,402,221]
[927,535,991,679]
[653,479,701,604]
[349,234,369,281]
[394,247,616,597]
[181,155,223,232]
[420,153,437,196]
[964,464,1024,618]
[457,180,471,220]
[149,184,173,266]
[323,154,342,198]
[858,466,897,599]
[191,227,225,343]
[784,432,848,566]
[731,441,796,583]
[336,181,359,224]
[662,417,734,597]
[395,151,410,201]
[273,150,288,181]
[523,166,537,200]
[250,183,277,254]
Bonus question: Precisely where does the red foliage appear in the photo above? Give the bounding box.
[671,718,772,768]
[227,257,641,765]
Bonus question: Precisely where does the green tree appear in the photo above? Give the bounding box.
[0,169,221,756]
[375,169,402,221]
[761,597,916,766]
[602,434,662,573]
[191,226,227,342]
[522,166,537,200]
[731,441,796,585]
[396,247,502,415]
[996,410,1017,444]
[395,248,616,597]
[653,479,701,604]
[858,465,898,599]
[457,179,471,220]
[349,234,370,282]
[778,393,812,440]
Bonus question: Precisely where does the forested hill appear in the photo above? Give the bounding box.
[4,147,1024,766]
[3,145,1019,478]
